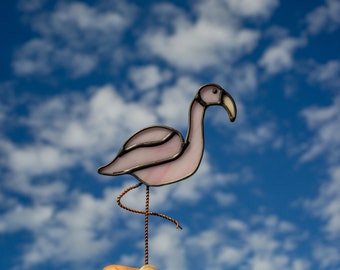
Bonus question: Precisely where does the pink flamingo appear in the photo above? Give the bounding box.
[98,84,236,265]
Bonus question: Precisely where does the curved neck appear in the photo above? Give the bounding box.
[186,99,206,144]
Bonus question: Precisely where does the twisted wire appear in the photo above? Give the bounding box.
[116,183,183,229]
[116,182,183,266]
[117,183,144,214]
[145,186,150,265]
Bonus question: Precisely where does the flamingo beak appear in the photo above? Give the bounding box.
[221,91,237,122]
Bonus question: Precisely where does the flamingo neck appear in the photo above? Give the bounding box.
[186,99,206,144]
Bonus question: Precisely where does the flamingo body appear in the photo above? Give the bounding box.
[99,126,186,179]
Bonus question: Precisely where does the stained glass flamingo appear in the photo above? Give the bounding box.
[98,84,236,266]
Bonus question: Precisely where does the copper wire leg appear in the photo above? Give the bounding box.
[145,185,150,265]
[117,183,144,214]
[117,183,182,265]
[116,183,183,229]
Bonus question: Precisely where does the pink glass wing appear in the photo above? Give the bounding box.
[123,126,174,150]
[98,126,185,176]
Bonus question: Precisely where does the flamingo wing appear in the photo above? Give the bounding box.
[120,126,182,154]
[98,126,186,176]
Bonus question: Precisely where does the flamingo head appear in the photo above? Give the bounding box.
[196,84,237,122]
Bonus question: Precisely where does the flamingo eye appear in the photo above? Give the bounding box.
[212,88,218,94]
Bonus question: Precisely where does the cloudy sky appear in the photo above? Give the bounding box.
[1,0,340,269]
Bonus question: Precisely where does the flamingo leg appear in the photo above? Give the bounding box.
[116,184,183,229]
[145,186,150,265]
[117,183,144,214]
[116,183,183,264]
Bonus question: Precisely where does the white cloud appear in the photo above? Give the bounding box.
[5,174,67,204]
[141,1,260,71]
[12,39,54,75]
[138,0,280,72]
[300,93,340,268]
[225,0,279,18]
[0,205,53,232]
[292,259,310,270]
[218,245,246,265]
[304,166,340,238]
[308,60,340,89]
[13,1,136,77]
[306,0,340,34]
[237,122,279,148]
[171,158,238,203]
[147,213,307,270]
[248,231,279,253]
[300,95,340,163]
[143,20,259,71]
[259,37,306,74]
[195,0,278,24]
[18,0,46,12]
[23,84,156,170]
[129,65,172,91]
[250,255,289,270]
[214,191,237,206]
[156,77,200,127]
[13,0,277,78]
[8,144,72,176]
[149,2,188,25]
[231,63,258,95]
[57,50,99,77]
[226,219,248,232]
[16,188,121,269]
[313,243,340,269]
[1,84,161,205]
[149,224,187,270]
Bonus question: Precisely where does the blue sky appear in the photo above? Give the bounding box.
[1,0,340,269]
